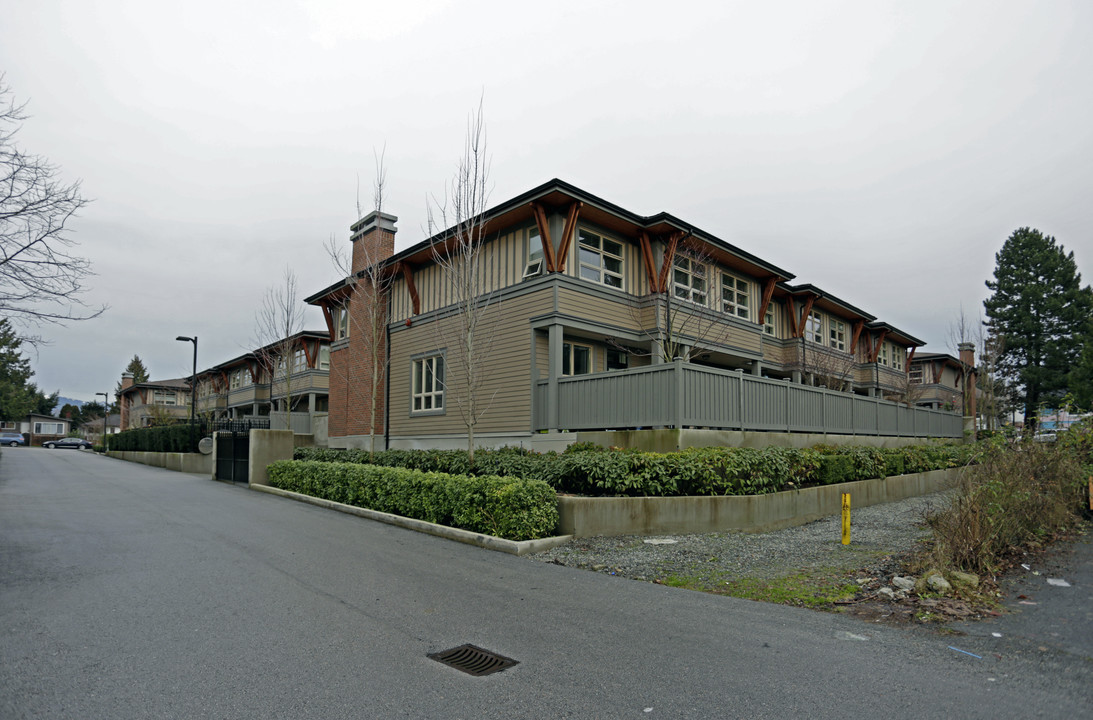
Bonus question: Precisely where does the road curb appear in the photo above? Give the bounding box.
[250,484,573,556]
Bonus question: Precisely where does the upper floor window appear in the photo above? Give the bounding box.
[909,367,923,384]
[578,230,623,289]
[562,342,592,376]
[764,307,776,336]
[292,348,307,373]
[411,353,445,414]
[153,389,177,406]
[721,273,750,319]
[319,345,330,371]
[334,305,349,340]
[829,319,846,352]
[673,256,707,305]
[524,227,544,278]
[879,343,889,366]
[805,311,823,344]
[891,344,904,371]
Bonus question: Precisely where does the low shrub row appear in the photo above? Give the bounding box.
[266,460,559,541]
[107,423,201,453]
[293,442,977,497]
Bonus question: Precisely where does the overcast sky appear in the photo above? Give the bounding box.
[3,0,1091,402]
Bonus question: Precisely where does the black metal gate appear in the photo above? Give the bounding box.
[215,432,250,482]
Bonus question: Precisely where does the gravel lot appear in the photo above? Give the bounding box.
[527,492,952,587]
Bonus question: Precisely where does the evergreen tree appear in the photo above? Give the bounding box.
[114,355,150,395]
[1070,318,1093,411]
[0,318,35,421]
[984,227,1093,426]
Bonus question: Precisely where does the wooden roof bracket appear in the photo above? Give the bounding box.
[850,320,865,359]
[554,201,583,271]
[656,231,685,294]
[399,261,421,315]
[320,304,335,340]
[868,329,889,363]
[757,277,778,327]
[787,297,799,337]
[797,296,816,338]
[638,231,659,294]
[530,202,558,273]
[906,346,917,367]
[303,339,316,368]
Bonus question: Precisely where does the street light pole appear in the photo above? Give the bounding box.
[176,336,198,452]
[96,392,109,450]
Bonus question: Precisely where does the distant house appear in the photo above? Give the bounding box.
[0,413,73,446]
[908,343,977,418]
[117,375,192,429]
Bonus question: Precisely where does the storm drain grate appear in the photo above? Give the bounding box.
[427,644,519,676]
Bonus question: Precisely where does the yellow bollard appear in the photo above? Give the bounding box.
[841,493,851,545]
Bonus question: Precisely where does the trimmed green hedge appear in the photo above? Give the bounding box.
[266,460,559,541]
[107,424,200,453]
[294,442,977,497]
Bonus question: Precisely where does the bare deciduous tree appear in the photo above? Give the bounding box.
[794,339,857,392]
[622,239,754,364]
[0,76,104,339]
[253,268,305,428]
[325,149,394,455]
[427,100,498,463]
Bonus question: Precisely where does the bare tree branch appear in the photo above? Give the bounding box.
[427,99,498,463]
[0,75,105,338]
[252,268,305,427]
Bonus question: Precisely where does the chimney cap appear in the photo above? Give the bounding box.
[350,211,398,240]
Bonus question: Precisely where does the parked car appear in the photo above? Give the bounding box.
[43,437,94,450]
[1,432,26,447]
[1032,430,1057,443]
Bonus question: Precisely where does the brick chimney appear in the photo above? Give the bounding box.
[349,211,397,275]
[119,372,134,429]
[121,371,135,390]
[958,342,977,421]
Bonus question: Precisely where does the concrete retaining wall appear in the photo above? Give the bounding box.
[106,450,212,475]
[557,467,962,537]
[577,428,953,452]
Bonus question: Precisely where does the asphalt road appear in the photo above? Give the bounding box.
[2,447,1089,719]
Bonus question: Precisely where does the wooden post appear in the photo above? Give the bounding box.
[841,493,851,545]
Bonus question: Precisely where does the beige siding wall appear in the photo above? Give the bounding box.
[390,227,530,323]
[389,288,553,437]
[556,287,645,332]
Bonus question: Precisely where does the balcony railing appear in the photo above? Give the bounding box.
[533,360,963,438]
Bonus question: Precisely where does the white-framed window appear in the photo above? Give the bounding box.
[577,230,623,289]
[34,422,64,435]
[606,348,629,371]
[891,344,904,370]
[673,256,707,305]
[909,367,923,384]
[153,389,177,406]
[411,353,445,414]
[292,348,307,373]
[879,343,890,366]
[562,342,592,376]
[805,311,823,344]
[319,345,330,371]
[334,304,349,340]
[764,307,776,336]
[829,319,846,351]
[721,273,750,319]
[524,226,545,278]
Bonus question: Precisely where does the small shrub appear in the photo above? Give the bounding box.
[922,441,1086,574]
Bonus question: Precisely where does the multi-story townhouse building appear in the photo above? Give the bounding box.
[119,332,330,435]
[195,331,331,433]
[309,179,962,451]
